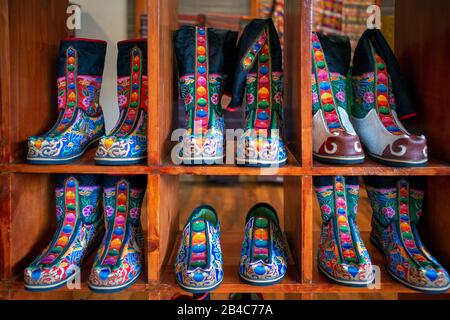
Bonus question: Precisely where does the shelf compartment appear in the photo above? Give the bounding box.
[159,231,300,294]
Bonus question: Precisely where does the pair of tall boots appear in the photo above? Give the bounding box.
[314,176,450,293]
[24,175,146,293]
[27,39,148,165]
[312,30,428,167]
[174,19,287,167]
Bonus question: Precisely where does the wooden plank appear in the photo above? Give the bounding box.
[5,0,68,163]
[395,0,450,163]
[148,175,179,282]
[148,0,179,165]
[284,176,302,283]
[0,174,11,280]
[0,0,11,163]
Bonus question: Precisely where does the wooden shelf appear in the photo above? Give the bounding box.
[159,149,302,176]
[158,231,301,294]
[312,158,450,176]
[0,149,150,174]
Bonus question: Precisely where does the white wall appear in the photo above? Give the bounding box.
[74,0,130,132]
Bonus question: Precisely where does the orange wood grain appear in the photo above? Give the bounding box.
[148,0,179,166]
[395,0,450,163]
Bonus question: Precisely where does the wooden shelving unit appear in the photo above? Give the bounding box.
[1,0,450,300]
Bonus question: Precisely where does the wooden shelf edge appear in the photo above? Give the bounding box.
[2,159,450,176]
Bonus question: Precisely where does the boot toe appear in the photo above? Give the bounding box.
[380,135,428,165]
[24,264,77,289]
[88,263,142,290]
[320,260,374,286]
[316,132,365,163]
[95,135,146,163]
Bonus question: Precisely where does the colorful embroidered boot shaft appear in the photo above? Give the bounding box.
[239,203,288,286]
[231,19,287,167]
[312,33,364,164]
[174,205,223,293]
[95,40,148,165]
[365,177,450,293]
[351,29,428,167]
[88,175,146,293]
[24,175,103,291]
[27,39,107,164]
[174,26,238,165]
[314,176,374,287]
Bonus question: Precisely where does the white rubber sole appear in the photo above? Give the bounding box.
[368,152,428,166]
[313,153,365,161]
[176,279,223,293]
[235,158,287,165]
[239,273,286,286]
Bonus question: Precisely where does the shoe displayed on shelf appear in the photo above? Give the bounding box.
[312,33,364,164]
[24,175,104,291]
[174,26,238,165]
[314,176,374,287]
[231,19,287,167]
[174,205,224,293]
[365,176,450,293]
[351,29,428,167]
[88,175,146,293]
[239,203,288,286]
[27,39,107,164]
[95,40,148,165]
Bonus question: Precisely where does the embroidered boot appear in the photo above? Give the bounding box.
[88,175,146,293]
[365,177,450,293]
[24,175,103,291]
[174,26,238,165]
[312,33,364,164]
[174,205,223,293]
[95,40,148,165]
[351,30,428,167]
[231,19,287,167]
[314,176,374,286]
[27,39,106,164]
[239,203,288,286]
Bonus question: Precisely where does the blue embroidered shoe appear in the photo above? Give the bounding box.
[231,19,287,167]
[174,26,238,165]
[95,40,148,165]
[174,205,223,293]
[239,203,288,286]
[314,176,374,287]
[27,39,106,164]
[365,177,450,293]
[88,176,146,293]
[24,175,103,291]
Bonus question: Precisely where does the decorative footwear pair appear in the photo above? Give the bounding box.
[174,203,288,293]
[312,30,428,167]
[27,38,148,165]
[174,19,287,167]
[314,176,450,293]
[24,175,146,293]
